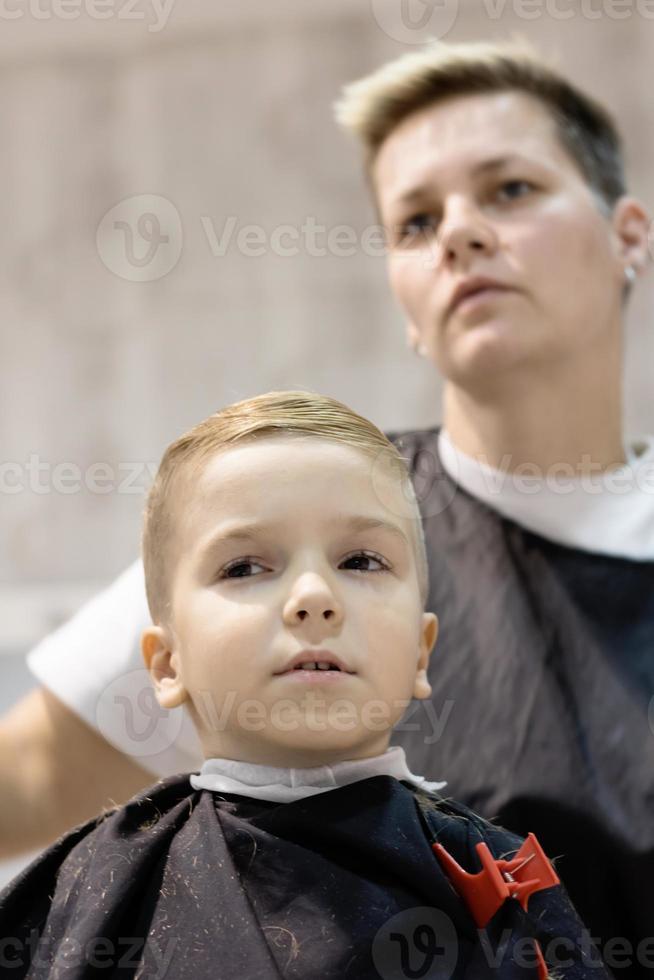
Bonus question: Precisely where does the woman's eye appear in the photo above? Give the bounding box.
[220,558,268,579]
[340,551,390,573]
[496,179,535,201]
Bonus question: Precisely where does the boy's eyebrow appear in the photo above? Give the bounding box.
[396,153,537,204]
[197,522,270,556]
[341,515,409,544]
[198,515,409,555]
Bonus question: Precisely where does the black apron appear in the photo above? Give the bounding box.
[387,426,654,972]
[0,775,604,979]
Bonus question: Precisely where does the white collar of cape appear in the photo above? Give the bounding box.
[189,745,446,803]
[438,430,654,561]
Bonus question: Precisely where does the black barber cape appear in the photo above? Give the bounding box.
[0,774,605,979]
[387,428,654,973]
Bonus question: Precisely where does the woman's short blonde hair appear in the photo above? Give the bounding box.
[335,38,626,214]
[142,390,429,623]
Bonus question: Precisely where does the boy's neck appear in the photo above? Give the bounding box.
[442,357,626,476]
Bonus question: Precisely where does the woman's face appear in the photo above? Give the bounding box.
[374,90,645,391]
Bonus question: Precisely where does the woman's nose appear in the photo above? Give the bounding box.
[438,200,498,265]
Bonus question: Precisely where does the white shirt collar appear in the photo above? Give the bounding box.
[189,745,446,803]
[438,429,654,561]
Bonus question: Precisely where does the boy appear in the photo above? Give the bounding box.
[0,391,607,979]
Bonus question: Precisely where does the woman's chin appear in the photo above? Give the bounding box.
[444,318,533,387]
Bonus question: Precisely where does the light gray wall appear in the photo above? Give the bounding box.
[1,0,653,652]
[0,0,653,891]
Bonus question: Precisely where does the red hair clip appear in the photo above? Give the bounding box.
[433,833,560,979]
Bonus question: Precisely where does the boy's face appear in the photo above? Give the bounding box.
[374,90,648,388]
[143,436,437,767]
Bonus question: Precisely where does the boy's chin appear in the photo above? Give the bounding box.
[269,726,392,759]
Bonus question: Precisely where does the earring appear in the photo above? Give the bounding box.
[412,342,428,357]
[625,264,637,285]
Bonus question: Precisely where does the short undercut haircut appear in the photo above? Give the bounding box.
[334,38,627,216]
[142,390,430,623]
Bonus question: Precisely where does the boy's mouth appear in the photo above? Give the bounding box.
[274,651,355,674]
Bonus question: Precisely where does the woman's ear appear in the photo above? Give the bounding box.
[405,320,425,355]
[142,626,188,709]
[610,195,650,275]
[413,612,438,700]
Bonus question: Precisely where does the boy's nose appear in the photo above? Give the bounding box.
[282,572,344,634]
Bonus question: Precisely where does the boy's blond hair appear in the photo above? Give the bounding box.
[142,390,429,623]
[334,38,626,215]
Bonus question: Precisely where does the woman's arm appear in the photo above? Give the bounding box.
[0,686,153,859]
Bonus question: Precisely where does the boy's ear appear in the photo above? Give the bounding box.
[142,626,188,709]
[413,612,438,701]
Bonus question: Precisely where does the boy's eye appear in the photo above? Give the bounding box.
[340,550,390,573]
[495,179,535,201]
[220,558,268,579]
